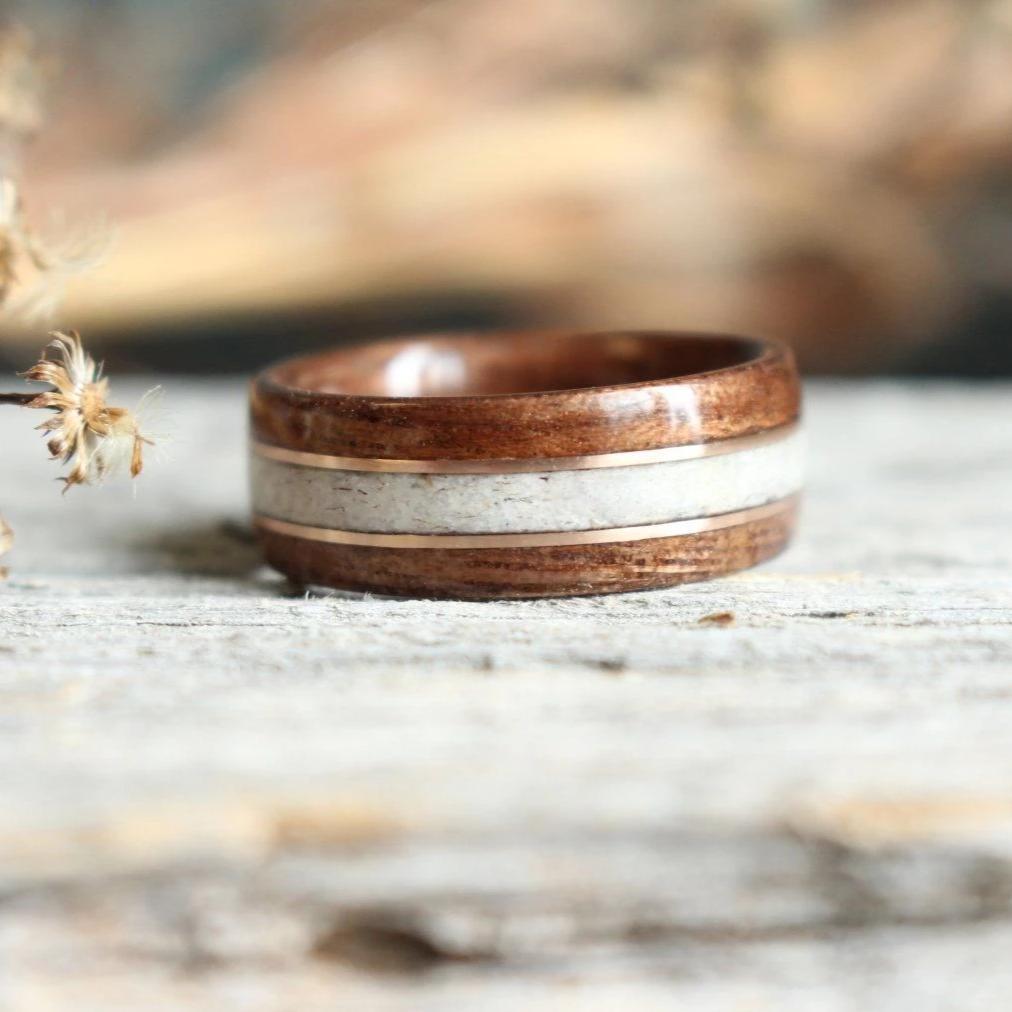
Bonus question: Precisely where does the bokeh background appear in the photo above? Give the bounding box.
[2,0,1011,375]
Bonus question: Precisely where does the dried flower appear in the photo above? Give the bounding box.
[0,28,145,578]
[0,29,103,322]
[24,331,152,490]
[11,220,111,323]
[0,176,110,321]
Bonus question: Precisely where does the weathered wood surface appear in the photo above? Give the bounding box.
[0,380,1009,1009]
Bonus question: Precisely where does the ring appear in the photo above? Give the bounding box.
[250,330,802,598]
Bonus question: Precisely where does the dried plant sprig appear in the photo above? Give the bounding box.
[20,331,153,490]
[0,30,141,578]
[0,176,109,321]
[0,28,105,323]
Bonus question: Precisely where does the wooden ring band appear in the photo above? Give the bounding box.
[250,330,802,598]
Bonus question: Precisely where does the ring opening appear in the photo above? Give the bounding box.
[273,332,765,398]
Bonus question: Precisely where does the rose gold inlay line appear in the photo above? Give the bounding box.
[252,422,799,474]
[254,496,797,550]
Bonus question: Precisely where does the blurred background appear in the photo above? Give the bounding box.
[0,0,1010,376]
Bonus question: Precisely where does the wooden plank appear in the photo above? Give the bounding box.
[0,381,1009,1007]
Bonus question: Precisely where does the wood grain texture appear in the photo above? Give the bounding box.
[251,331,801,459]
[0,380,1009,1009]
[256,500,796,598]
[251,331,801,597]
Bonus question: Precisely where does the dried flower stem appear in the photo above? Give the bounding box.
[0,28,142,576]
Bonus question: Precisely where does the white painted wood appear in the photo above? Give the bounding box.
[249,430,804,534]
[0,380,1009,1010]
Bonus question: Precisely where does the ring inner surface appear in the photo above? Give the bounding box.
[276,332,763,398]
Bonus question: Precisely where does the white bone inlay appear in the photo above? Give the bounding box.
[250,430,804,535]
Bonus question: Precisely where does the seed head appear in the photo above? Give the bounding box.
[24,331,152,490]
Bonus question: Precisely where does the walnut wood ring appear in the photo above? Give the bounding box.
[250,330,802,598]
